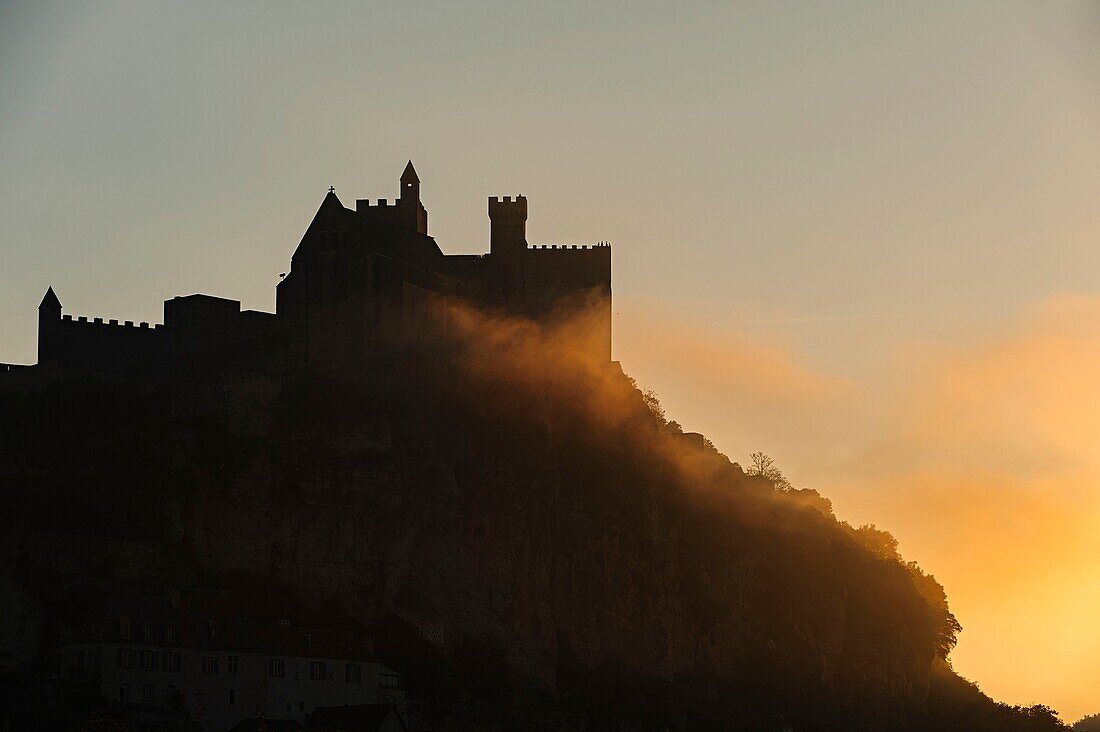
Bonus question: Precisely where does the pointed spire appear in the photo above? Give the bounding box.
[401,160,419,183]
[318,185,344,213]
[39,286,61,311]
[305,186,345,231]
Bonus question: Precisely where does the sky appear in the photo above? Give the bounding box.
[1,0,1098,721]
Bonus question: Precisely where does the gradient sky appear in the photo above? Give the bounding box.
[2,1,1098,721]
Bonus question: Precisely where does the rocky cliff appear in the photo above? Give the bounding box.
[0,307,1068,731]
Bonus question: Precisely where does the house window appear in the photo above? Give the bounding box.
[228,688,236,705]
[119,618,131,639]
[119,683,131,703]
[142,684,154,703]
[208,621,218,640]
[117,648,134,669]
[143,623,152,641]
[310,661,325,680]
[345,663,362,684]
[226,655,239,673]
[268,658,285,678]
[140,650,158,670]
[165,624,176,643]
[202,656,218,674]
[379,673,402,689]
[164,652,180,672]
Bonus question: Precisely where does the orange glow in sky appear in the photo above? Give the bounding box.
[616,295,1100,720]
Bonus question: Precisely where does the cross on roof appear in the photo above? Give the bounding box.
[328,186,335,194]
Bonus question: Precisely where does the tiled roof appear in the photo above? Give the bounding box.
[307,704,406,732]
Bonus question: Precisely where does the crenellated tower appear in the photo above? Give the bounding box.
[488,195,528,258]
[354,161,429,235]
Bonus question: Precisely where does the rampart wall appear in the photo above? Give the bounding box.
[41,314,164,368]
[525,243,612,292]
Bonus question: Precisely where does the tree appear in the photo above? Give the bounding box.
[640,388,666,424]
[907,562,963,657]
[1073,713,1100,731]
[852,523,901,561]
[624,374,668,425]
[747,452,793,491]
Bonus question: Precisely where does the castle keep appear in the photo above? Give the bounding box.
[35,162,612,370]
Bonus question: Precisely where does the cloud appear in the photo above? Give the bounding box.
[739,313,898,325]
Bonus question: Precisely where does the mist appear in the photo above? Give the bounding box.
[617,294,1100,721]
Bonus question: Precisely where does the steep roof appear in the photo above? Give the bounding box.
[400,160,419,183]
[39,286,61,311]
[316,187,345,219]
[308,704,407,732]
[289,190,443,266]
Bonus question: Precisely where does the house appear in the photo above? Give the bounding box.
[56,589,404,732]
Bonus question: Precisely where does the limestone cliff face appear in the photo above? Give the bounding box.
[158,355,938,730]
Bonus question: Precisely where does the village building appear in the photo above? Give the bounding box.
[56,589,404,732]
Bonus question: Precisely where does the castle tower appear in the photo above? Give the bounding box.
[488,195,528,258]
[487,196,528,309]
[398,160,428,235]
[37,286,61,364]
[400,160,419,202]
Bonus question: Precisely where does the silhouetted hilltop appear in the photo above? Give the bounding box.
[0,302,1070,731]
[1075,713,1100,731]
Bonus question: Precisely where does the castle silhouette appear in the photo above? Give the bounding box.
[35,162,612,370]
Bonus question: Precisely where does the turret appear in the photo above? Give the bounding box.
[399,160,428,235]
[400,160,420,202]
[488,195,528,257]
[354,161,429,235]
[37,286,62,364]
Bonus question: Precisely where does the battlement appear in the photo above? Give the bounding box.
[488,195,528,218]
[356,198,400,213]
[39,299,165,369]
[36,290,278,370]
[356,189,428,235]
[61,314,158,330]
[528,241,612,252]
